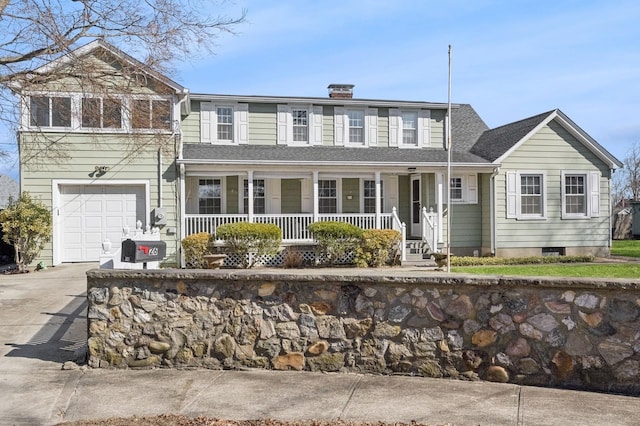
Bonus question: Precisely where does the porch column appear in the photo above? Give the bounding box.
[312,171,319,222]
[436,172,444,243]
[247,170,254,223]
[375,171,381,229]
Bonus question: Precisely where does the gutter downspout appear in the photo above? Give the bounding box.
[490,166,500,255]
[608,168,614,254]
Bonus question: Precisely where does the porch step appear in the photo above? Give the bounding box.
[401,240,437,267]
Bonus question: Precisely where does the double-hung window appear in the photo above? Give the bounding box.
[402,112,418,146]
[318,179,337,213]
[450,177,463,202]
[29,96,71,127]
[292,109,308,143]
[363,180,384,213]
[243,179,266,214]
[198,179,222,214]
[216,106,233,141]
[561,171,600,218]
[348,110,364,145]
[506,171,546,219]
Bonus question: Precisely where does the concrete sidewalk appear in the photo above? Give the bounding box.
[0,264,638,426]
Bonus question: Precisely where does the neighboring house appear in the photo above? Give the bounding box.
[11,41,622,267]
[0,175,19,209]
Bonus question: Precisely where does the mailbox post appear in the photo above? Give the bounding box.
[121,239,166,268]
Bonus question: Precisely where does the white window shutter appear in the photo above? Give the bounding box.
[467,174,478,204]
[389,109,400,147]
[506,171,517,218]
[418,110,431,147]
[366,108,378,146]
[235,103,249,144]
[277,105,290,145]
[311,105,323,145]
[589,171,600,217]
[200,101,213,143]
[334,107,345,146]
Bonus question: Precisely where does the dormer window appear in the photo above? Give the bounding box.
[30,96,71,127]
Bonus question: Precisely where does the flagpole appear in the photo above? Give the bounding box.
[446,45,452,273]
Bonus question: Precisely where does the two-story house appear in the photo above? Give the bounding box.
[13,41,622,267]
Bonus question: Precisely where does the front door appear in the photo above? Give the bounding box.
[410,174,421,237]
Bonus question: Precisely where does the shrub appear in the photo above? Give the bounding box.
[282,248,305,268]
[0,191,52,273]
[308,221,363,265]
[450,255,594,267]
[355,229,402,267]
[216,222,282,268]
[181,232,213,268]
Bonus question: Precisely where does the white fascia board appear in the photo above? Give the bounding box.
[189,93,453,110]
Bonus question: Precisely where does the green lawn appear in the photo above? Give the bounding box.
[451,240,640,278]
[451,263,640,279]
[611,239,640,257]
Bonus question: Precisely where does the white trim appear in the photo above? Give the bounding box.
[506,170,547,220]
[52,179,150,265]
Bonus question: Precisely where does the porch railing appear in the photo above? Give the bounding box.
[185,213,395,242]
[391,207,407,262]
[421,207,439,253]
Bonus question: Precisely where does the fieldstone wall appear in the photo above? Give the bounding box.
[86,269,640,394]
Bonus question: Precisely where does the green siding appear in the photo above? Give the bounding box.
[323,105,335,146]
[20,133,179,266]
[494,120,611,251]
[181,100,201,143]
[226,176,239,214]
[398,175,410,226]
[377,108,389,147]
[281,179,301,213]
[248,104,277,145]
[480,173,492,254]
[430,110,445,149]
[342,178,360,213]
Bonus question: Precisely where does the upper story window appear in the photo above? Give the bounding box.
[277,104,322,145]
[506,171,546,219]
[348,110,365,145]
[216,106,233,140]
[334,107,377,147]
[30,96,71,127]
[389,109,430,148]
[402,112,418,146]
[25,93,171,132]
[82,97,122,129]
[132,99,171,130]
[200,101,248,144]
[292,109,308,143]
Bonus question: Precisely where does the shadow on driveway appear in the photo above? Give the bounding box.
[4,293,87,364]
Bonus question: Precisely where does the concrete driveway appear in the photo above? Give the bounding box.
[1,263,639,426]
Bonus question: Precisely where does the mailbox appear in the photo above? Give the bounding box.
[121,239,166,263]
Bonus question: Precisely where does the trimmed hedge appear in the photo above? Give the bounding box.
[216,222,282,268]
[450,255,595,267]
[181,232,212,268]
[308,221,363,265]
[355,229,402,267]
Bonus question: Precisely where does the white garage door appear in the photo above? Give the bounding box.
[60,185,145,262]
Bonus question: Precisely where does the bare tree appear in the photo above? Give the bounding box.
[0,0,246,161]
[622,141,640,202]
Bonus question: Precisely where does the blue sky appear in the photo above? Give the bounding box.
[1,0,639,179]
[179,0,639,160]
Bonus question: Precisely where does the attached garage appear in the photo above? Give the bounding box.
[53,182,148,264]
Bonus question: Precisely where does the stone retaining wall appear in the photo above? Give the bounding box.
[86,269,640,394]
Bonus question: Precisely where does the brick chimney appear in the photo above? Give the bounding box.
[328,84,354,99]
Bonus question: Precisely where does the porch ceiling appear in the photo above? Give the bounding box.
[180,144,491,166]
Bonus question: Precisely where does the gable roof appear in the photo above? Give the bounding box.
[470,109,622,169]
[11,39,188,96]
